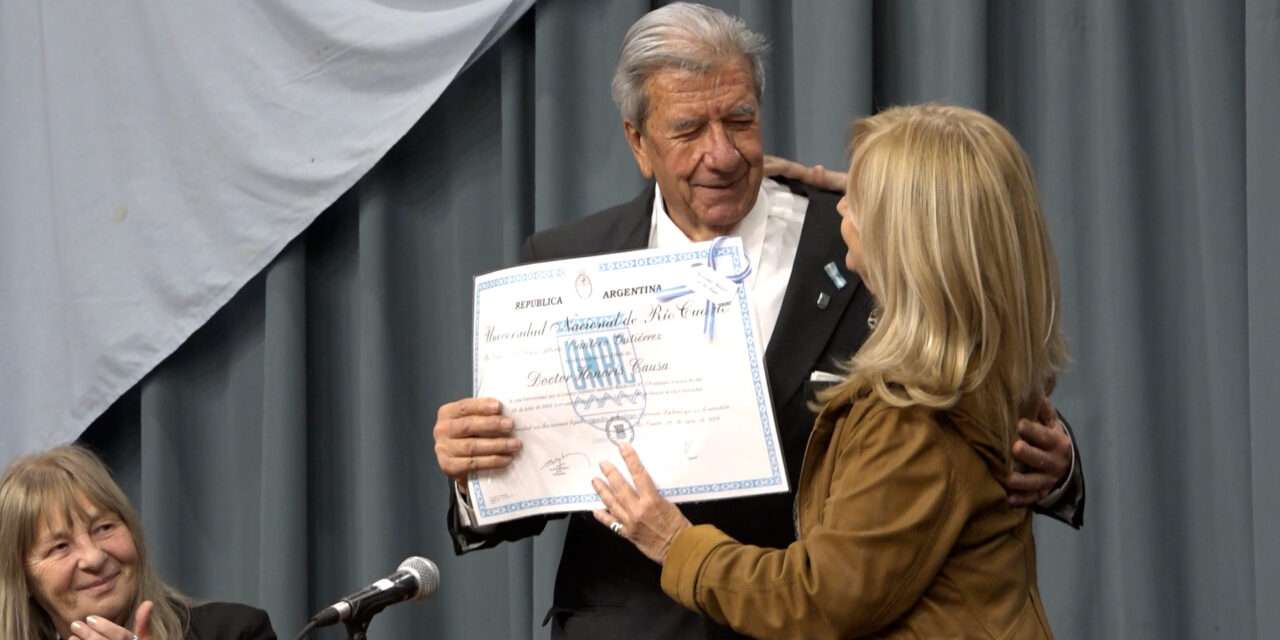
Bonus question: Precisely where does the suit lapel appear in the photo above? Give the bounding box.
[611,184,654,252]
[764,184,863,408]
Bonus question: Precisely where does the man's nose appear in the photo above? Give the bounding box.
[700,124,742,173]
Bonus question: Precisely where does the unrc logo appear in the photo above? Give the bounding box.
[556,318,646,443]
[562,335,637,390]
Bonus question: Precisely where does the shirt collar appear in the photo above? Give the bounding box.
[648,179,772,255]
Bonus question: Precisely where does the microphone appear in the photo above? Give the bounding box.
[309,556,440,628]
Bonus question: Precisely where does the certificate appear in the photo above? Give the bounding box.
[469,238,788,525]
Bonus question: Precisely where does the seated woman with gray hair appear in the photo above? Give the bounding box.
[0,445,276,640]
[592,104,1064,638]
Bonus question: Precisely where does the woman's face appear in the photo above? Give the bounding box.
[836,172,866,279]
[24,497,139,634]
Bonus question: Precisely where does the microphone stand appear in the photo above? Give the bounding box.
[293,613,374,640]
[343,617,371,640]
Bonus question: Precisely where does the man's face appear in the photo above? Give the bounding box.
[624,57,764,241]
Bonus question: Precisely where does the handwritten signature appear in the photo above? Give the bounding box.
[541,452,590,476]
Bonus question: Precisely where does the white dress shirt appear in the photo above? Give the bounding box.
[649,177,808,350]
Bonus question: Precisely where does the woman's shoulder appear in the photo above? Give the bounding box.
[828,394,943,451]
[834,394,987,469]
[836,392,942,436]
[187,601,276,639]
[838,394,1012,491]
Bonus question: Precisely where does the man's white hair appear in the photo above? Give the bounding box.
[611,2,768,129]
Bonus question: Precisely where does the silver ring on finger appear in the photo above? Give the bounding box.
[609,521,624,537]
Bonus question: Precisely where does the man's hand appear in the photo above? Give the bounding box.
[1005,398,1074,506]
[433,398,522,482]
[763,154,847,192]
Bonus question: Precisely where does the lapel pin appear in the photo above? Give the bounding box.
[816,291,831,310]
[823,262,847,289]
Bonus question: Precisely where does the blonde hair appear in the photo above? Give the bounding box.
[0,445,190,639]
[827,104,1068,461]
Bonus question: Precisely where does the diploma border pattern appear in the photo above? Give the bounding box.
[473,268,565,394]
[470,243,785,521]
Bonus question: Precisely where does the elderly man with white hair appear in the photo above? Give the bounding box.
[431,4,1085,638]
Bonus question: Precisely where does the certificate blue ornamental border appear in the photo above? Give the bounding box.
[473,268,565,394]
[470,243,784,520]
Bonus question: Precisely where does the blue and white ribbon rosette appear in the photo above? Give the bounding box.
[655,236,752,340]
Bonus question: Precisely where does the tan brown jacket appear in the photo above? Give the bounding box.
[660,391,1054,639]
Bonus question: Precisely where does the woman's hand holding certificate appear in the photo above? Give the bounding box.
[590,443,693,564]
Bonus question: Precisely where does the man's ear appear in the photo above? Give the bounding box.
[623,120,653,179]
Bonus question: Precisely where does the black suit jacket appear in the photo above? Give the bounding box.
[448,179,1085,639]
[186,602,276,640]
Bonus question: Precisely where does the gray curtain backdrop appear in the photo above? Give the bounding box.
[77,1,1278,638]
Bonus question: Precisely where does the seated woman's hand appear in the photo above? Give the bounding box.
[591,443,692,564]
[68,600,151,640]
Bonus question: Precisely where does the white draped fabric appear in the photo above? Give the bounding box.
[0,0,533,462]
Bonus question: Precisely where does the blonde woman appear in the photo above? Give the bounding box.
[592,104,1065,638]
[0,445,276,640]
